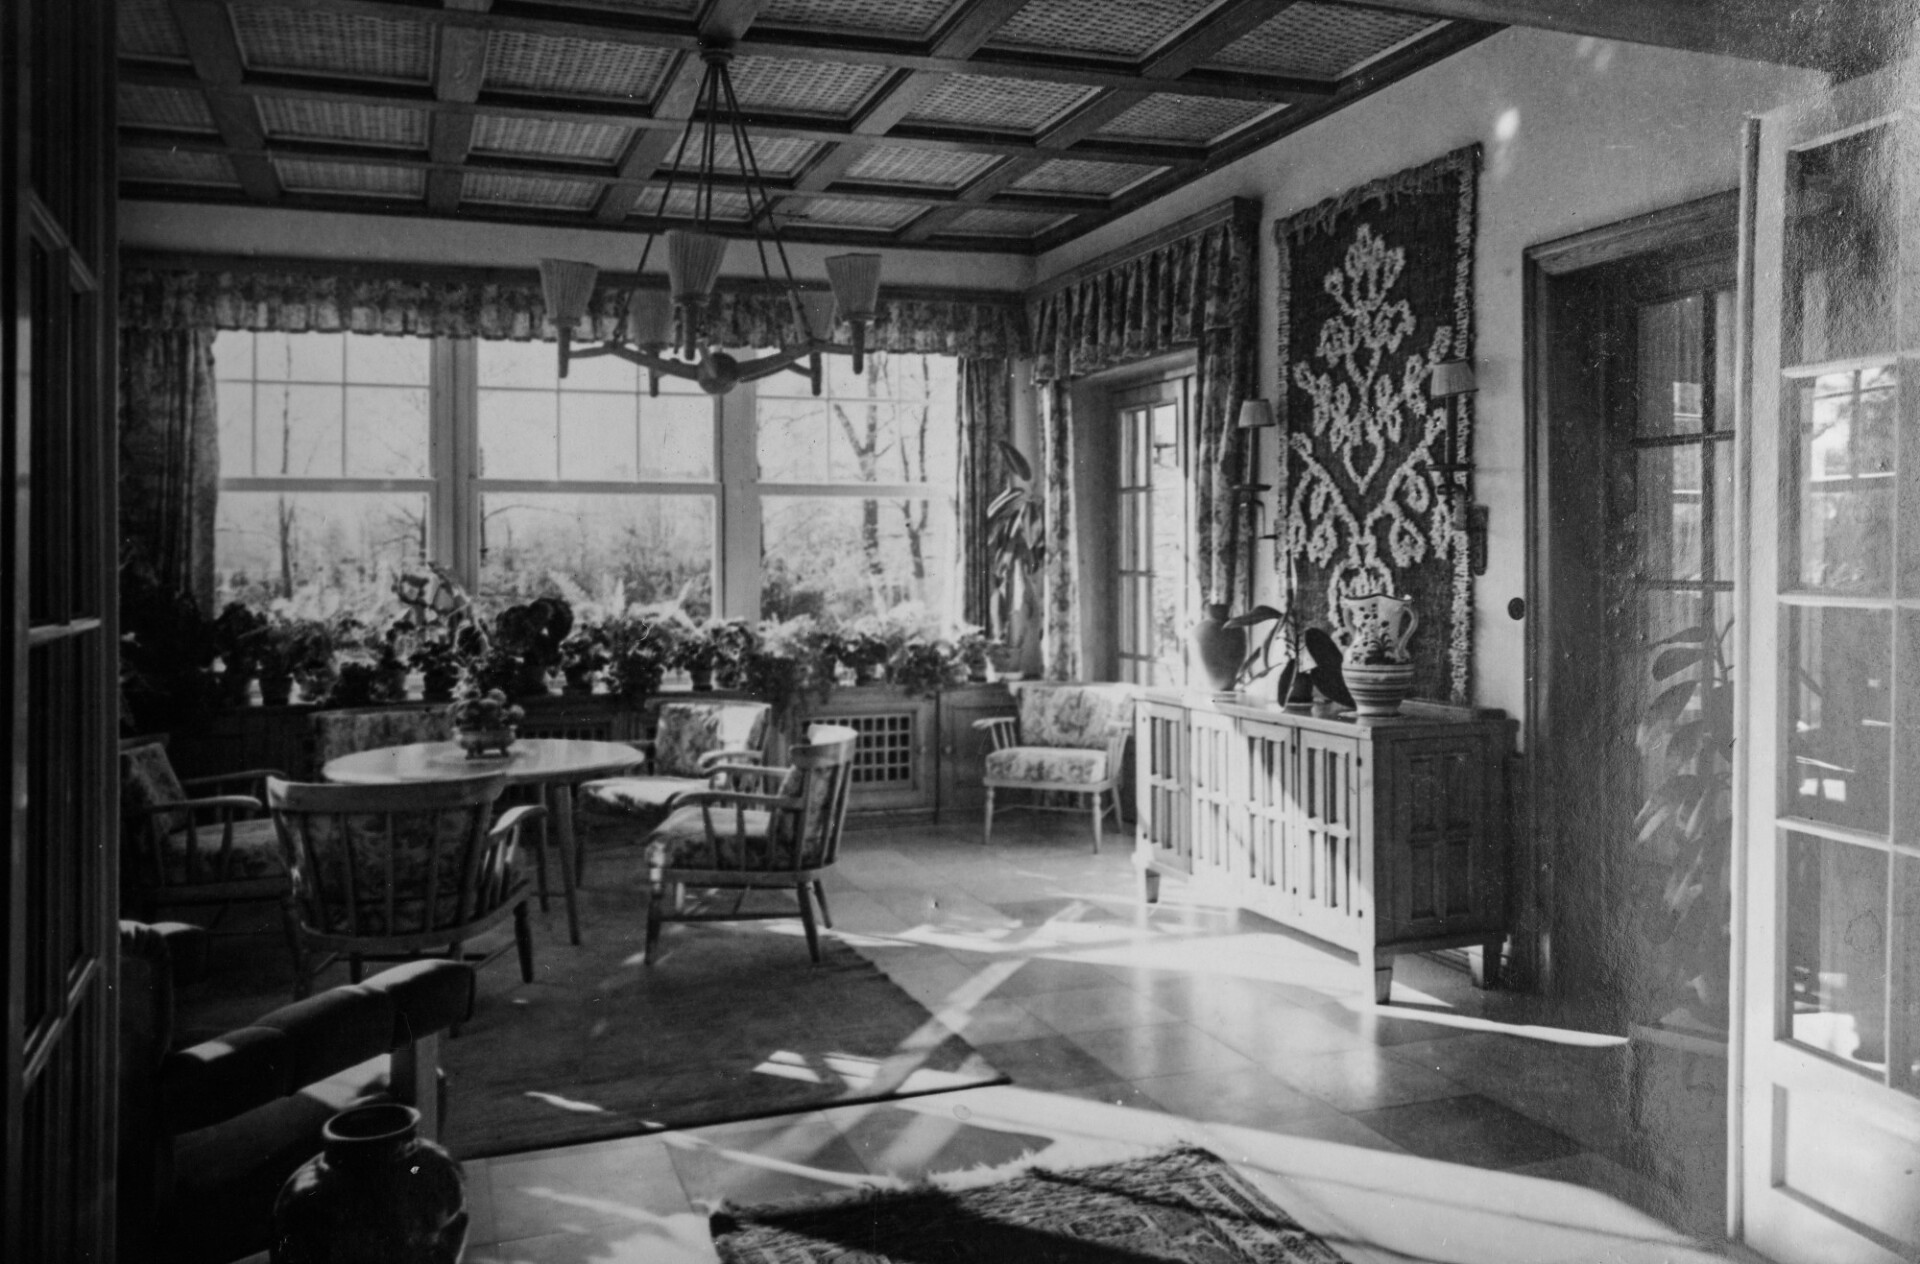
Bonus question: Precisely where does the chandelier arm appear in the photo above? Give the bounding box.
[718,65,811,345]
[731,347,821,384]
[590,342,703,383]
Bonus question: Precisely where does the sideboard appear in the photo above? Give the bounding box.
[162,682,1016,821]
[1135,690,1516,1002]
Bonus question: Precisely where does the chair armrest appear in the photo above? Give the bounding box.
[489,804,547,840]
[973,716,1019,751]
[673,789,794,813]
[697,747,761,771]
[702,763,789,786]
[180,768,286,795]
[361,959,475,1044]
[134,794,264,819]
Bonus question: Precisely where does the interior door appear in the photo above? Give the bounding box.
[1738,66,1920,1264]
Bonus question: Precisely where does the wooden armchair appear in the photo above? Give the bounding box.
[637,724,857,964]
[976,683,1135,852]
[119,738,295,940]
[267,773,545,1000]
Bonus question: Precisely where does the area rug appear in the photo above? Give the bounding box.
[710,1145,1351,1263]
[1276,144,1480,704]
[175,845,1005,1160]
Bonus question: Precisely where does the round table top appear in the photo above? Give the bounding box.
[322,737,642,787]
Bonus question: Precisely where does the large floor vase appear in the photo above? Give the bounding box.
[1343,662,1415,716]
[272,1103,469,1264]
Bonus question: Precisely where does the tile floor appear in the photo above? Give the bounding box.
[454,815,1727,1263]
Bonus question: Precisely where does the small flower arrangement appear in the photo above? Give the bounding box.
[445,687,525,757]
[888,638,968,699]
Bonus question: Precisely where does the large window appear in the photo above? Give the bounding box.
[1115,375,1194,686]
[212,331,959,622]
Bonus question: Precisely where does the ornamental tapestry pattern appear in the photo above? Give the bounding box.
[1275,146,1479,703]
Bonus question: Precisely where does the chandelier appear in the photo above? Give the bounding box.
[538,42,881,397]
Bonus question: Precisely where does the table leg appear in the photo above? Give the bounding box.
[551,784,583,946]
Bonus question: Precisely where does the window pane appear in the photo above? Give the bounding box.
[643,395,714,480]
[758,352,956,486]
[255,331,344,384]
[344,386,430,479]
[1793,367,1896,594]
[215,489,428,610]
[761,495,951,622]
[1636,295,1705,437]
[1787,605,1891,834]
[218,381,253,477]
[1634,445,1705,581]
[344,334,430,386]
[478,339,559,388]
[558,392,636,482]
[253,383,344,478]
[213,330,255,380]
[479,492,713,614]
[756,396,831,482]
[479,389,558,479]
[1786,832,1888,1081]
[559,349,637,393]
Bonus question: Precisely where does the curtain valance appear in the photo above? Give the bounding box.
[119,265,1030,359]
[1027,200,1258,384]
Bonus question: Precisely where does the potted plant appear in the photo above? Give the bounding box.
[953,626,991,682]
[736,616,835,732]
[603,614,675,703]
[119,556,224,733]
[889,637,967,699]
[671,621,724,691]
[560,623,610,694]
[444,686,525,758]
[984,439,1045,677]
[256,616,334,707]
[490,596,573,697]
[212,602,270,705]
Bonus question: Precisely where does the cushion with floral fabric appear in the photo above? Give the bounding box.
[643,762,832,871]
[1016,685,1133,749]
[310,709,451,770]
[650,702,770,779]
[983,747,1109,785]
[578,776,702,828]
[122,742,193,838]
[158,817,287,884]
[283,804,501,936]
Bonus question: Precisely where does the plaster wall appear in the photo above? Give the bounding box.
[1034,25,1825,738]
[118,200,1037,292]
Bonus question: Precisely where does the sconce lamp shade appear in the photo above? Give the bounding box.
[666,230,727,304]
[797,290,837,341]
[628,289,673,349]
[539,258,599,329]
[1430,360,1477,398]
[825,253,882,320]
[1237,398,1276,429]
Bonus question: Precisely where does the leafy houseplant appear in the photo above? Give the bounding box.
[889,638,967,699]
[1632,622,1735,1033]
[603,615,675,703]
[258,617,335,706]
[119,557,223,733]
[213,602,271,704]
[488,597,573,697]
[984,439,1045,671]
[560,623,610,693]
[736,617,835,730]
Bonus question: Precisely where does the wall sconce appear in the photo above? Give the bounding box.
[1427,360,1488,576]
[1235,398,1278,541]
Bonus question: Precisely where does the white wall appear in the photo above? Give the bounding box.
[1034,26,1824,733]
[118,201,1037,292]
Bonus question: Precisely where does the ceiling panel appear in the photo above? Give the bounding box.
[119,0,189,62]
[1095,93,1282,144]
[471,116,632,163]
[483,31,679,101]
[122,148,239,187]
[1209,3,1441,76]
[905,75,1101,134]
[990,0,1217,60]
[844,146,1003,189]
[463,172,601,210]
[276,159,426,199]
[760,0,955,38]
[230,7,433,82]
[256,99,430,149]
[119,84,217,132]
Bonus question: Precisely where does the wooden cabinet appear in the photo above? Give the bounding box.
[1133,692,1514,1001]
[936,683,1019,817]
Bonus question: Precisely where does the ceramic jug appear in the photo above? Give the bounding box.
[1341,593,1418,663]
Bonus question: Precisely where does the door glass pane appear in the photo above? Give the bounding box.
[1637,294,1705,436]
[1785,125,1897,365]
[1786,832,1888,1080]
[1786,606,1891,833]
[1896,857,1920,1098]
[1635,445,1705,580]
[1792,367,1897,594]
[1709,439,1735,583]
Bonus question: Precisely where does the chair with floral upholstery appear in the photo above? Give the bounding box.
[308,706,451,771]
[267,772,545,1000]
[574,699,773,878]
[637,724,857,965]
[120,738,295,939]
[976,682,1135,852]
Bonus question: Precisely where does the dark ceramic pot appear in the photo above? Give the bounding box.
[258,672,294,707]
[688,666,714,692]
[1190,603,1246,693]
[271,1103,468,1264]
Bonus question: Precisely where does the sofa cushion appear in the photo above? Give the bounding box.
[984,746,1110,785]
[646,805,798,869]
[577,774,705,826]
[652,702,769,778]
[122,742,190,838]
[1015,685,1133,750]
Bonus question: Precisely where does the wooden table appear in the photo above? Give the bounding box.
[322,738,640,946]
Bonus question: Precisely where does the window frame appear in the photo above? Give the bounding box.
[1114,373,1194,687]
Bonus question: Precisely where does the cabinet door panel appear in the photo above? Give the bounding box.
[1380,736,1496,942]
[1295,730,1365,949]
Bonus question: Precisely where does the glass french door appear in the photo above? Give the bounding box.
[1738,66,1920,1264]
[1115,377,1193,687]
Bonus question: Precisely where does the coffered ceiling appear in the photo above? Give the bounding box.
[115,0,1899,255]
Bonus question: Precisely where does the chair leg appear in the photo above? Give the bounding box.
[643,883,664,965]
[349,954,365,983]
[982,787,995,846]
[1089,792,1102,854]
[797,882,823,963]
[513,901,535,983]
[530,813,552,912]
[811,879,832,928]
[279,898,307,999]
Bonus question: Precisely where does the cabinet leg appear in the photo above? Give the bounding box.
[1472,937,1504,990]
[1366,949,1393,1004]
[1136,864,1161,905]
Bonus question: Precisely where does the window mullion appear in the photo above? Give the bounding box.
[719,379,759,620]
[440,337,479,589]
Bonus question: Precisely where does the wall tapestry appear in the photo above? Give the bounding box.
[1275,144,1479,703]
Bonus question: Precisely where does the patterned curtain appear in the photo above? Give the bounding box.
[1038,380,1080,680]
[957,358,1013,630]
[119,328,220,610]
[1026,199,1260,667]
[120,266,1029,358]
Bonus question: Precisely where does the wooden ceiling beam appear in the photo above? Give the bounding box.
[118,62,1202,167]
[592,0,766,223]
[426,0,492,213]
[167,0,282,201]
[1140,0,1297,80]
[210,0,1334,103]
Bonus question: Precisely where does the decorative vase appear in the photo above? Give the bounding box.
[454,726,516,758]
[271,1103,468,1264]
[1190,603,1246,694]
[1339,593,1419,663]
[1343,663,1416,717]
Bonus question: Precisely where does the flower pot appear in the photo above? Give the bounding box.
[271,1103,467,1264]
[258,672,294,707]
[1343,663,1415,717]
[454,726,516,758]
[562,666,597,695]
[1190,603,1246,694]
[688,666,714,692]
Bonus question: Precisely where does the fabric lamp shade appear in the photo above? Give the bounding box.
[1430,360,1477,398]
[797,290,837,341]
[539,258,598,329]
[1237,398,1276,429]
[666,231,726,304]
[825,254,882,321]
[628,289,673,349]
